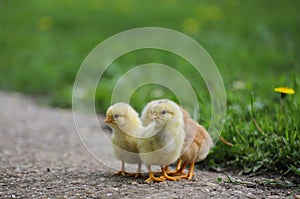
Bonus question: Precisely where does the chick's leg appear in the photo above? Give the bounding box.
[179,161,195,180]
[187,161,195,180]
[134,163,143,178]
[169,160,188,176]
[113,161,136,177]
[113,161,126,176]
[176,161,189,175]
[144,165,164,183]
[176,159,182,171]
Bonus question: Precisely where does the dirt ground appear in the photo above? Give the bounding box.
[0,91,299,198]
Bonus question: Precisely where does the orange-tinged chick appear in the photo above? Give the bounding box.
[104,102,143,178]
[173,107,213,180]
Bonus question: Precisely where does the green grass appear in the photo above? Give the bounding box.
[208,91,300,176]
[1,0,299,175]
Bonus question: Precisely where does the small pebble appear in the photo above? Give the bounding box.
[14,167,22,173]
[130,181,138,185]
[99,177,106,182]
[106,193,112,197]
[233,190,243,195]
[86,189,94,194]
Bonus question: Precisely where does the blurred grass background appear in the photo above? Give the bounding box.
[1,0,299,175]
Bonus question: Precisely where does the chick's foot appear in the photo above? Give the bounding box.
[113,171,136,177]
[179,173,194,180]
[160,166,181,181]
[179,161,195,180]
[145,172,165,183]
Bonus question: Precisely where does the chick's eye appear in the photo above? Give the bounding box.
[161,110,167,115]
[113,114,119,118]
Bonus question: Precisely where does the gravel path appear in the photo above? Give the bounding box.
[0,92,299,198]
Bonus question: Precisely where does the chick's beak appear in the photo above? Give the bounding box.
[104,116,114,124]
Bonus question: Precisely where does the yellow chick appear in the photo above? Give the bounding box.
[138,99,185,182]
[104,102,143,178]
[173,107,213,180]
[143,101,213,180]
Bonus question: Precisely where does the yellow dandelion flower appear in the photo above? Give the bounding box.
[274,86,295,99]
[274,87,295,95]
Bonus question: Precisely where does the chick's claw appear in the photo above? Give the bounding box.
[179,173,194,180]
[113,170,126,176]
[113,171,136,177]
[145,172,165,183]
[160,175,179,181]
